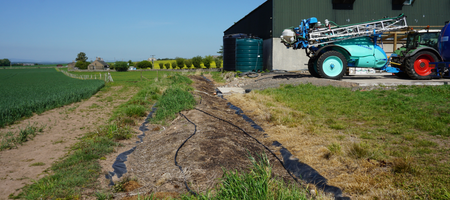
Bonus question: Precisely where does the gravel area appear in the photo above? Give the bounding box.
[222,72,360,91]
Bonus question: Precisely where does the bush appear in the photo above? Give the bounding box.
[136,60,152,69]
[109,62,115,70]
[192,56,203,69]
[214,57,223,68]
[203,55,214,69]
[175,57,185,69]
[164,63,170,69]
[159,63,164,69]
[184,59,192,69]
[115,61,128,72]
[75,61,90,69]
[172,61,177,69]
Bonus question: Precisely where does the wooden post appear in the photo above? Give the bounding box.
[393,32,398,52]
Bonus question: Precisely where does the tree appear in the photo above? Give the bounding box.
[0,58,11,66]
[128,60,133,67]
[75,60,90,69]
[115,61,128,72]
[203,55,214,69]
[175,57,185,69]
[217,45,223,59]
[192,56,203,69]
[171,61,177,69]
[164,63,170,69]
[76,52,88,62]
[184,59,192,69]
[159,63,164,69]
[136,60,152,69]
[214,57,223,68]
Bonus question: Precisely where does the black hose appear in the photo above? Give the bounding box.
[238,72,259,78]
[193,108,300,184]
[175,112,200,196]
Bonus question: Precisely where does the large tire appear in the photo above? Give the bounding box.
[394,72,409,79]
[308,57,321,78]
[316,51,347,80]
[405,51,438,80]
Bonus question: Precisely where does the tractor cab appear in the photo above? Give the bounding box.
[403,29,440,51]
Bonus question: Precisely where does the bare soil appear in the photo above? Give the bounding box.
[0,86,135,200]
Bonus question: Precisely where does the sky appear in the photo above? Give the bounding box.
[0,0,267,63]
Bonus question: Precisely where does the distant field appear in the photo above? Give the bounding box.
[0,68,105,127]
[1,64,63,68]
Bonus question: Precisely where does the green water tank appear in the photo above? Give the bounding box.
[223,34,263,72]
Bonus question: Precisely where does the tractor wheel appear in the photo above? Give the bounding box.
[316,51,347,80]
[308,57,321,78]
[405,51,438,80]
[394,72,409,79]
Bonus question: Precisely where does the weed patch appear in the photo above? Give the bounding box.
[0,123,45,151]
[152,87,196,123]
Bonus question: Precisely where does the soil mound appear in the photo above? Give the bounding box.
[123,76,291,197]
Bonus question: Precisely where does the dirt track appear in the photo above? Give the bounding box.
[0,86,135,200]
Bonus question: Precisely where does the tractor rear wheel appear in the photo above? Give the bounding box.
[405,51,438,80]
[394,72,409,79]
[308,57,321,78]
[316,51,346,80]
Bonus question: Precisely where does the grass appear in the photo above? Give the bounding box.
[0,123,45,151]
[210,154,310,200]
[228,83,450,199]
[152,86,196,123]
[29,162,45,167]
[14,135,119,199]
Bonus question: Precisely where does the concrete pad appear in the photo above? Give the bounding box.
[217,87,246,95]
[341,73,450,87]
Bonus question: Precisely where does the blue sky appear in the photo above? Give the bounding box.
[0,0,266,63]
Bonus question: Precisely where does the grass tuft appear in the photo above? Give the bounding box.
[1,123,45,151]
[152,86,196,123]
[183,153,311,200]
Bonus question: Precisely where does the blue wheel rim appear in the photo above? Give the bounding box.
[322,56,343,77]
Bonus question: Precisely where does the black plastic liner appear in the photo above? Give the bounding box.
[105,104,158,186]
[228,103,349,199]
[201,75,212,82]
[273,142,350,200]
[227,102,264,132]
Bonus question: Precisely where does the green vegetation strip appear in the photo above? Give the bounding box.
[258,83,450,199]
[0,68,105,127]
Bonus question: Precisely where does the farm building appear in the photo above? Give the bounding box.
[224,0,450,71]
[67,61,76,69]
[88,57,109,70]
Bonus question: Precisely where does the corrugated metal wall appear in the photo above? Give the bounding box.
[224,0,273,39]
[273,0,450,38]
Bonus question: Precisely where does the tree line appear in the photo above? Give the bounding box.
[73,52,223,72]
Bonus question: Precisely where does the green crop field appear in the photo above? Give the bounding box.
[0,68,105,127]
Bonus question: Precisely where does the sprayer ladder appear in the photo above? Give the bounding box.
[308,16,408,46]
